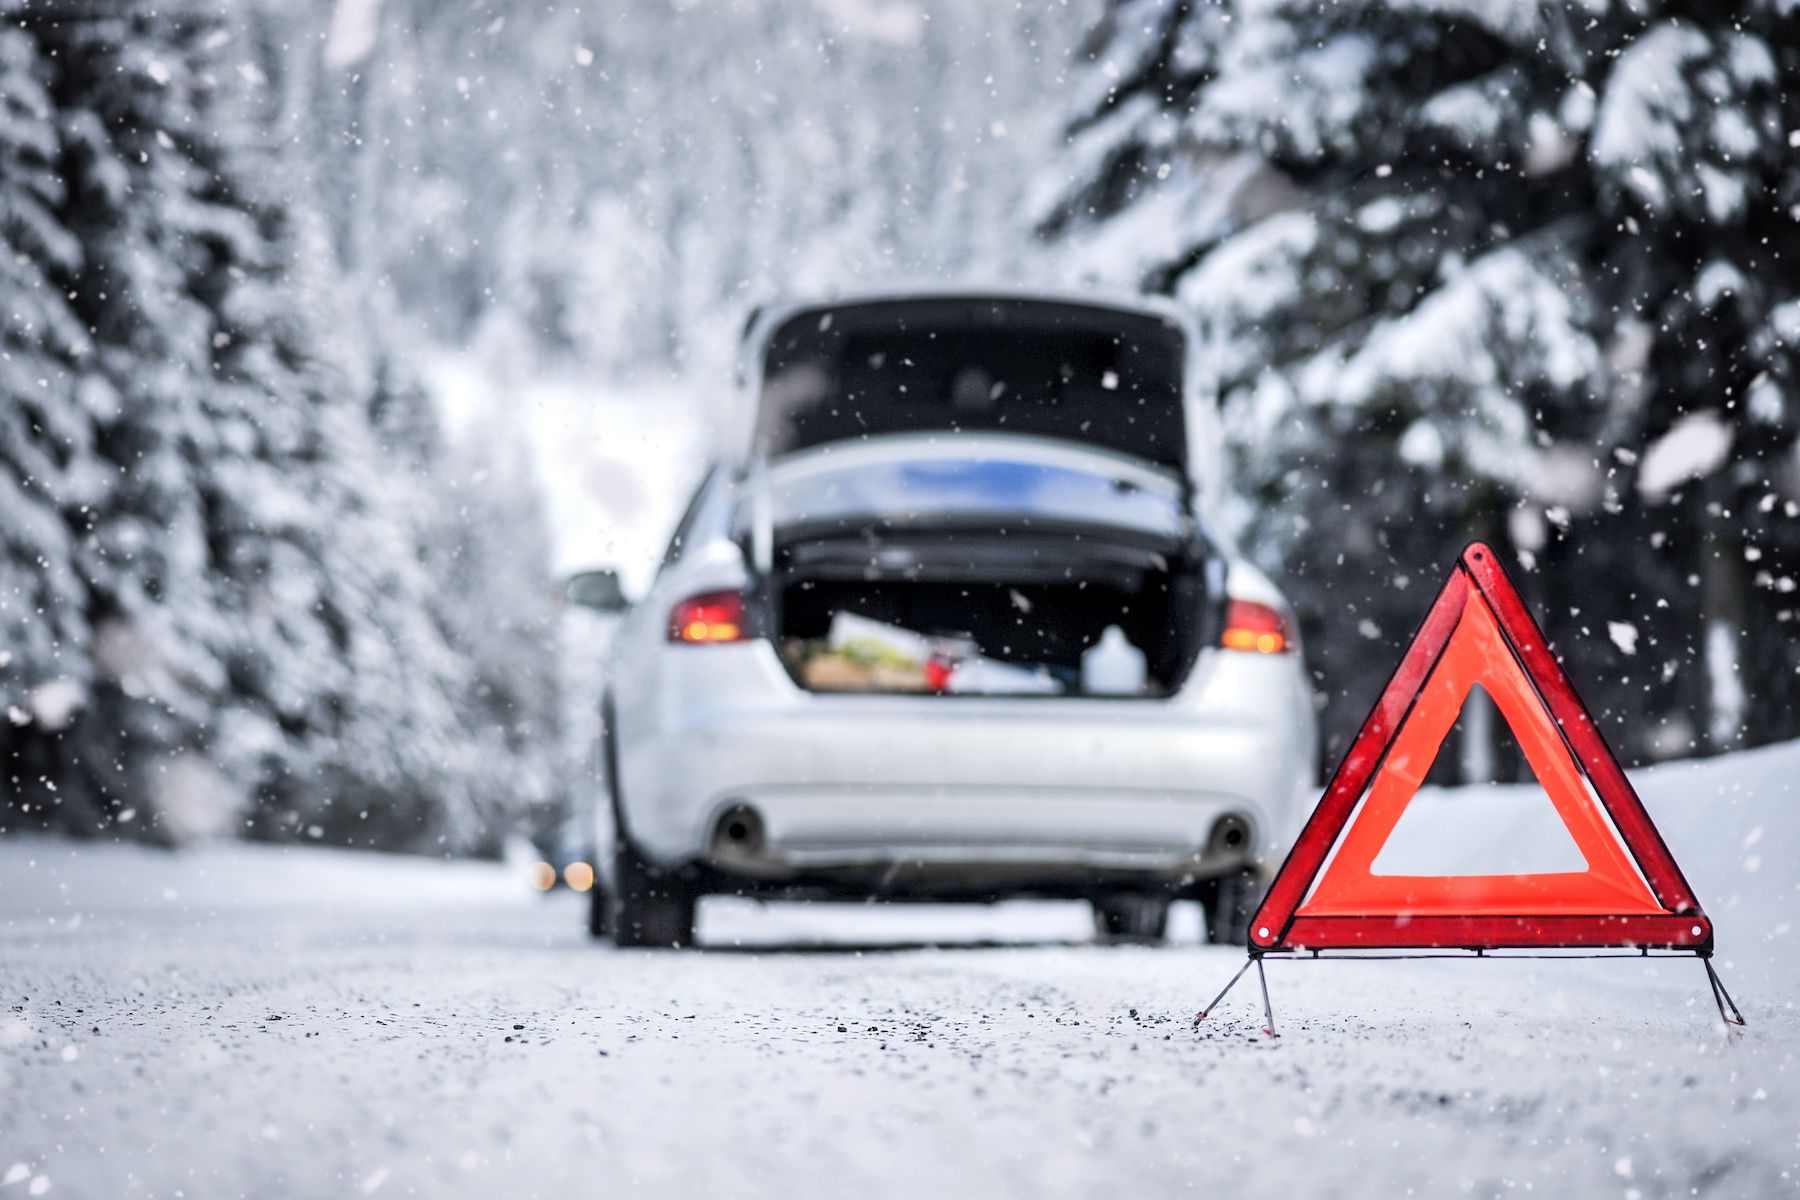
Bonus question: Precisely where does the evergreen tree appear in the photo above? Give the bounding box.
[245,0,1092,381]
[0,18,96,815]
[1048,0,1800,771]
[432,405,564,850]
[0,0,543,852]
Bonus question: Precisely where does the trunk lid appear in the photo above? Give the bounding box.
[752,295,1191,477]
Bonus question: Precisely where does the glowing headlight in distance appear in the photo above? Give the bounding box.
[1221,599,1294,654]
[529,861,557,891]
[564,861,595,892]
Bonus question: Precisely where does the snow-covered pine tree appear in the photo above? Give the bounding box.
[1,0,541,852]
[1046,0,1800,771]
[244,0,1092,382]
[0,18,99,815]
[430,405,564,851]
[0,0,248,836]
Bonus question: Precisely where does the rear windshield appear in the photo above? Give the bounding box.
[754,297,1188,473]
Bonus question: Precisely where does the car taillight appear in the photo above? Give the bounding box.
[1221,599,1293,654]
[668,590,747,643]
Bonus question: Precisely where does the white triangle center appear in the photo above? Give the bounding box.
[1368,782,1591,875]
[1368,684,1591,876]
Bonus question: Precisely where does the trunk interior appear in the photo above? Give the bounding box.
[769,530,1217,697]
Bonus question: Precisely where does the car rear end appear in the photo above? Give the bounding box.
[601,293,1317,940]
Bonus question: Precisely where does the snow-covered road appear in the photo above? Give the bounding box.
[3,741,1797,1200]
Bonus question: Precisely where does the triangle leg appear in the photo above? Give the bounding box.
[1703,957,1747,1035]
[1193,955,1256,1028]
[1257,956,1278,1038]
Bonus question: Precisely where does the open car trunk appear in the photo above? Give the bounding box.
[772,530,1217,697]
[743,295,1215,697]
[739,438,1223,697]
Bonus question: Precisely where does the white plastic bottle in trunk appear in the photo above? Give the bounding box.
[1082,625,1146,695]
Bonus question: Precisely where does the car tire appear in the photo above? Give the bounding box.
[1092,893,1169,943]
[586,875,611,940]
[610,837,696,948]
[1204,869,1261,946]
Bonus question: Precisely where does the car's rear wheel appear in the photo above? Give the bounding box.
[586,875,611,939]
[1092,893,1169,943]
[610,838,696,948]
[1203,869,1261,946]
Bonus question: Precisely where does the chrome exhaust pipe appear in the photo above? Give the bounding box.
[705,803,793,878]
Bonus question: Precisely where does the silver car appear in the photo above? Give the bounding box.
[585,292,1317,947]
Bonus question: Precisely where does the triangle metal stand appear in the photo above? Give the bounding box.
[1703,955,1746,1035]
[1193,954,1277,1037]
[1192,951,1746,1040]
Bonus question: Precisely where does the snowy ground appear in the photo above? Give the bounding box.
[2,742,1797,1200]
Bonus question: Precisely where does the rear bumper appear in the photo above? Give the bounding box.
[612,638,1317,887]
[704,784,1255,881]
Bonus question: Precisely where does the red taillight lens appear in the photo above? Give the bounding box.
[668,590,746,643]
[1221,599,1293,654]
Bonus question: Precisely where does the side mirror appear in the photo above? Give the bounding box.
[561,569,630,613]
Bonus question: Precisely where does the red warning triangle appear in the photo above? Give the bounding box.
[1249,542,1712,953]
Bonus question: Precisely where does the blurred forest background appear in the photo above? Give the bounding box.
[4,0,1799,852]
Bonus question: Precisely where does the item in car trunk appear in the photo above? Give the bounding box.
[785,612,927,691]
[943,655,1064,695]
[828,611,931,662]
[784,611,1075,695]
[799,653,930,692]
[776,537,1200,697]
[1081,625,1148,695]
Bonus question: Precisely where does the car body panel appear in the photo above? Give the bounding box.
[612,637,1313,874]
